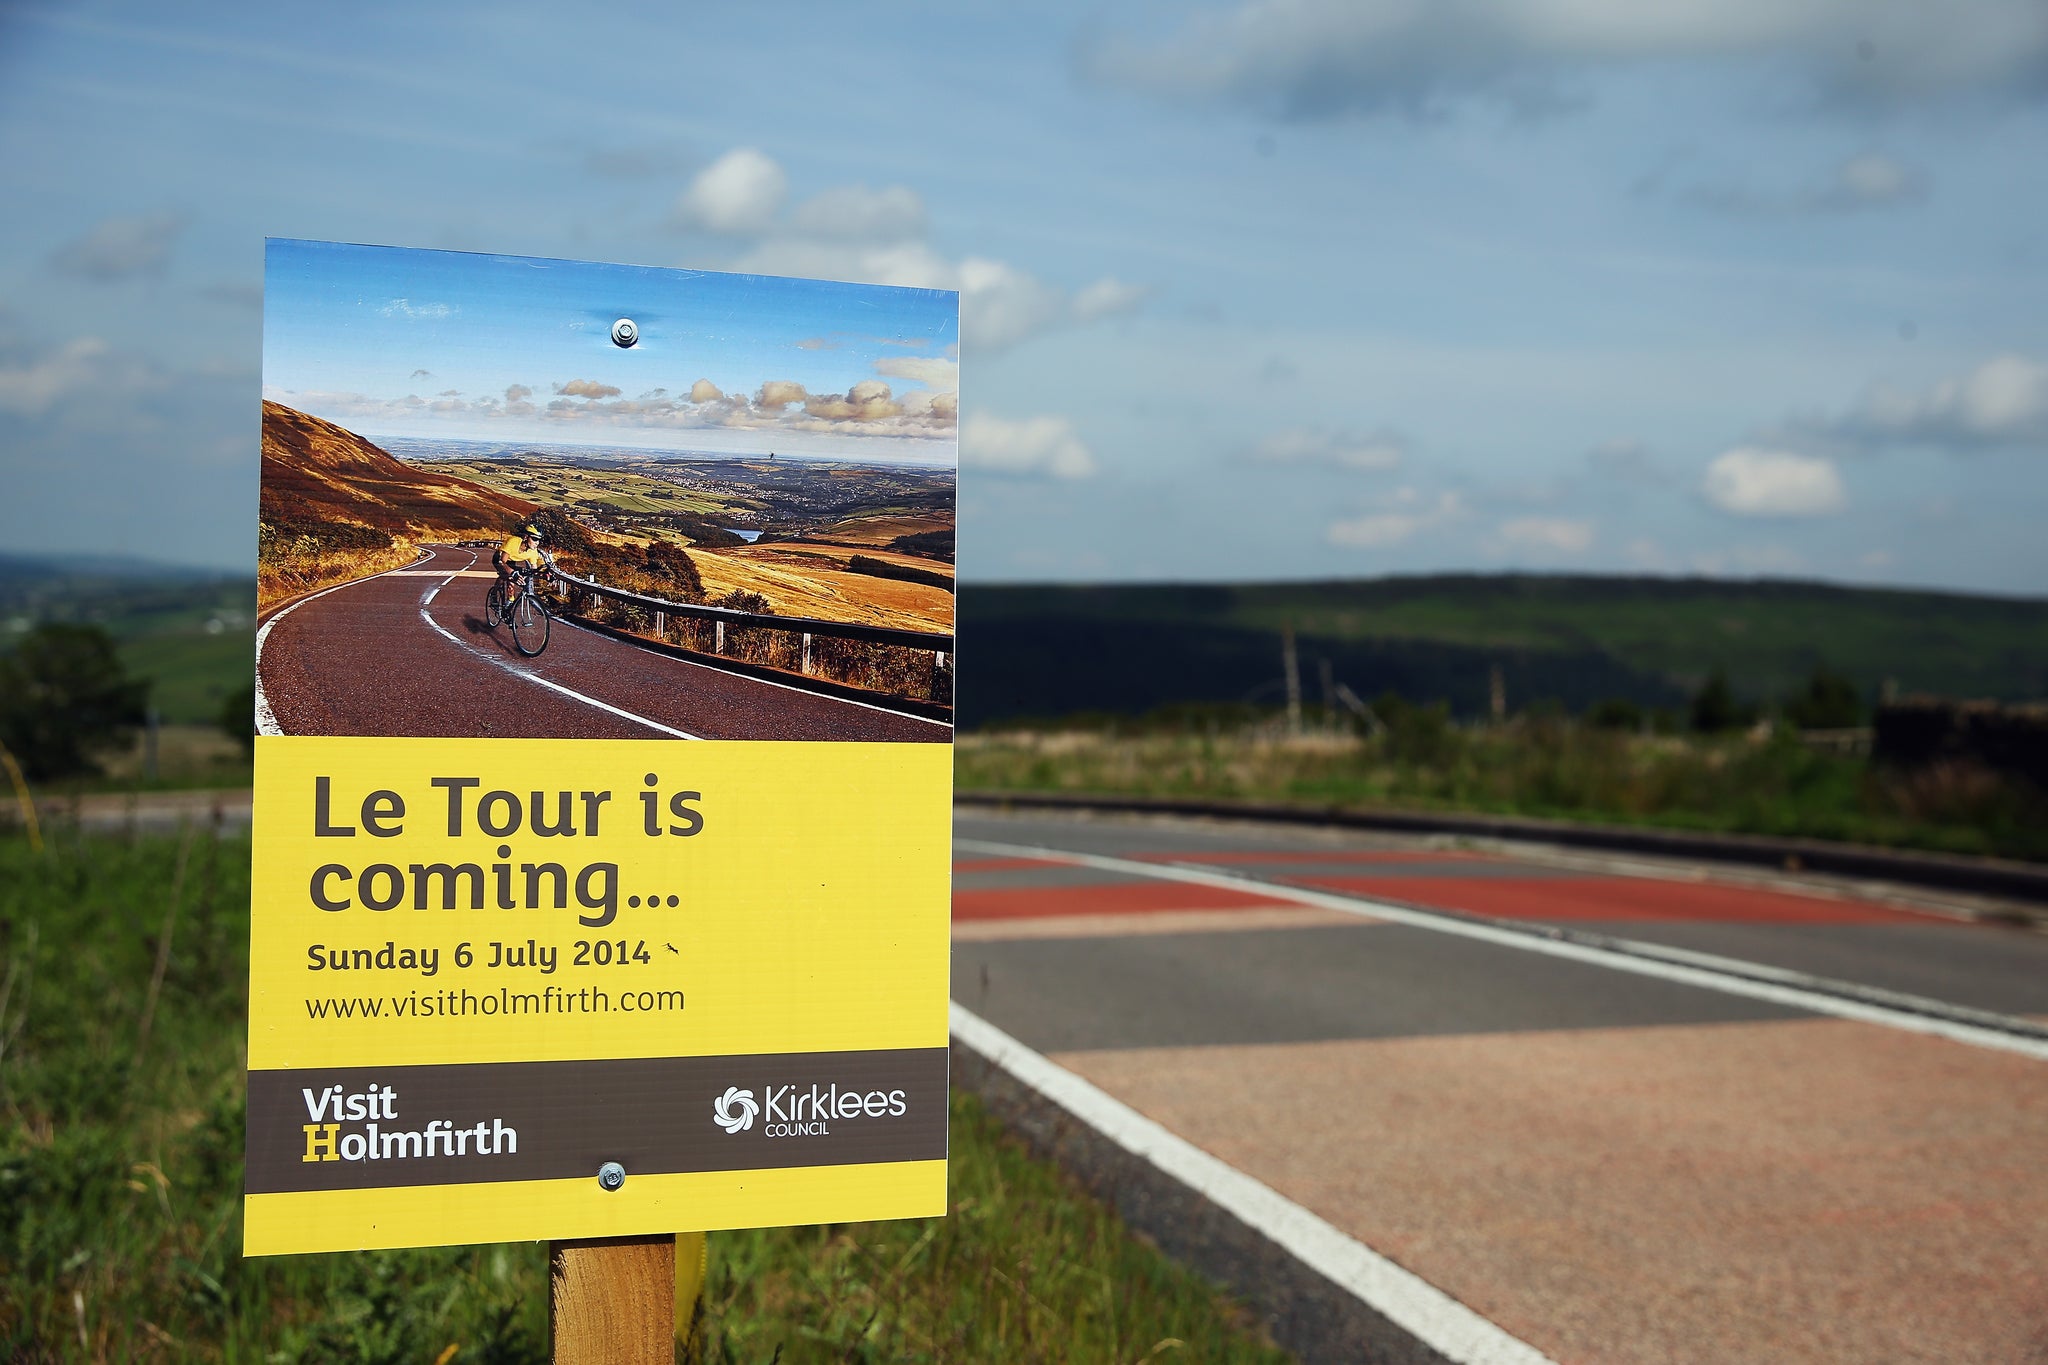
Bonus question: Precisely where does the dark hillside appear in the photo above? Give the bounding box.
[957,576,2048,726]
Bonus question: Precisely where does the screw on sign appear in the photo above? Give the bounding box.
[611,317,638,348]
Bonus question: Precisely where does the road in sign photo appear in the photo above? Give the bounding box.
[256,545,950,743]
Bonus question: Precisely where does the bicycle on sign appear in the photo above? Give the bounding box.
[484,551,558,657]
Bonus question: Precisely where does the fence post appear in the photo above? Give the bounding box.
[549,1235,674,1363]
[715,620,725,655]
[802,633,813,675]
[654,609,665,639]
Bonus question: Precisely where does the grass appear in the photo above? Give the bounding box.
[257,538,419,614]
[956,719,2048,863]
[0,830,1289,1363]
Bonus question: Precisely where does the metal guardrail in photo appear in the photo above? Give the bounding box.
[551,567,953,676]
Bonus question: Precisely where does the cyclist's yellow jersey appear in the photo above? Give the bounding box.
[499,535,545,569]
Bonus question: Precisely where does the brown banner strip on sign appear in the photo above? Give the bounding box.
[245,1048,949,1194]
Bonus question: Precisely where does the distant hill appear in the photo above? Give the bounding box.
[261,401,534,536]
[956,576,2048,727]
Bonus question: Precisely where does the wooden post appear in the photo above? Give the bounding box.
[550,1235,675,1363]
[801,632,813,675]
[715,620,725,654]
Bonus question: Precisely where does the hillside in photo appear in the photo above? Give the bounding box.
[260,402,534,538]
[258,403,536,607]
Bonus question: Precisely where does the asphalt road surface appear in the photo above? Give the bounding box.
[256,545,949,742]
[954,808,2048,1364]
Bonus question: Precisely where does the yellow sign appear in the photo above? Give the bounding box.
[249,242,959,1255]
[245,736,952,1254]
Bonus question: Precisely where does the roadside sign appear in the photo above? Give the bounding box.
[246,241,958,1255]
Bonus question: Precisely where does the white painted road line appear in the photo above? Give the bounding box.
[253,548,432,736]
[950,1002,1559,1365]
[414,608,701,740]
[955,838,2048,1064]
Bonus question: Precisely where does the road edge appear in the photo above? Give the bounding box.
[956,789,2048,918]
[949,1002,1556,1365]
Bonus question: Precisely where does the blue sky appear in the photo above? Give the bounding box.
[1,1,2045,589]
[261,239,959,460]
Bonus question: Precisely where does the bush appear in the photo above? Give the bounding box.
[0,623,150,780]
[1586,697,1643,731]
[219,682,256,754]
[1689,668,1753,734]
[1783,667,1865,730]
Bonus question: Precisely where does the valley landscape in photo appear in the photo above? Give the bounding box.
[386,434,954,633]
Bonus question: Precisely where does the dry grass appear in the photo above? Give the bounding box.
[255,537,421,613]
[691,548,953,633]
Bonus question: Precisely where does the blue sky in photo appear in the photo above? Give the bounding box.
[260,239,959,460]
[0,1,2045,589]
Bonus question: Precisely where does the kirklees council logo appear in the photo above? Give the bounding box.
[715,1076,912,1138]
[713,1086,757,1134]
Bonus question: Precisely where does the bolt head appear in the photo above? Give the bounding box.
[611,318,638,348]
[597,1161,626,1191]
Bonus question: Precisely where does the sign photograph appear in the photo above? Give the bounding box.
[245,240,959,1256]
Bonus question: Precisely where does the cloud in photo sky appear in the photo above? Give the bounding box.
[1085,0,2048,117]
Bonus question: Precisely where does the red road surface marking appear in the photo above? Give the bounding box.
[1132,848,1496,865]
[1295,874,1925,925]
[954,881,1298,922]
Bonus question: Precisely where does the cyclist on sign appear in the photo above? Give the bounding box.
[494,522,550,606]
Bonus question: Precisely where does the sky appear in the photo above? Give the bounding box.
[1,0,2045,590]
[261,239,959,461]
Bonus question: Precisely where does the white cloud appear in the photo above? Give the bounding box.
[1587,436,1666,484]
[1825,152,1922,208]
[1701,447,1845,517]
[961,413,1097,479]
[1251,427,1404,471]
[1084,0,2048,117]
[0,337,111,415]
[1498,516,1595,553]
[1326,486,1463,547]
[50,213,185,280]
[1326,513,1424,548]
[1841,354,2048,449]
[874,355,960,390]
[738,237,1136,353]
[1689,151,1926,216]
[675,148,788,235]
[1690,543,1807,575]
[689,378,724,403]
[788,184,927,241]
[1071,277,1150,322]
[381,299,455,320]
[689,146,1143,354]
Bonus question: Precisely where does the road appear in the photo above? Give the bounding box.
[953,808,2048,1364]
[256,544,949,742]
